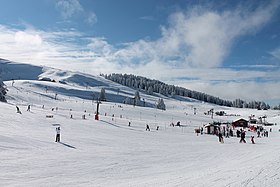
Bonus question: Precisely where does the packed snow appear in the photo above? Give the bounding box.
[1,60,280,186]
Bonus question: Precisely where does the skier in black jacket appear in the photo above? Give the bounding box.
[240,130,246,143]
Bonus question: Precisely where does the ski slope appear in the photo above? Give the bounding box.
[1,60,280,186]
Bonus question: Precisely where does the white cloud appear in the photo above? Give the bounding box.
[156,1,279,68]
[271,47,280,60]
[56,0,83,19]
[86,12,98,25]
[56,0,98,26]
[87,37,112,56]
[173,79,280,104]
[108,1,280,69]
[15,31,42,46]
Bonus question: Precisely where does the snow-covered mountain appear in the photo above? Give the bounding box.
[1,58,280,186]
[0,58,158,107]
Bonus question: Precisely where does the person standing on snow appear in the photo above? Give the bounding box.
[251,135,255,144]
[218,131,224,143]
[226,127,229,138]
[265,131,269,137]
[257,131,261,138]
[236,130,241,137]
[229,129,233,137]
[55,127,61,142]
[16,106,22,114]
[240,130,246,143]
[27,105,31,111]
[146,124,150,131]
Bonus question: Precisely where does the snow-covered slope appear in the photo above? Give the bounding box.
[1,59,163,107]
[1,59,280,186]
[0,58,43,81]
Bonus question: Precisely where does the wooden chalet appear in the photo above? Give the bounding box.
[232,118,248,128]
[204,123,220,135]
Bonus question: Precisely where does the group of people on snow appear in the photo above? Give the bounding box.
[215,128,253,144]
[220,127,271,144]
[16,105,31,114]
[145,124,159,131]
[197,124,271,144]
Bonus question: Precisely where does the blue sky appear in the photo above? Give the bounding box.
[0,0,280,106]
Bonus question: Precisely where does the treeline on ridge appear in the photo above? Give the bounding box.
[102,73,271,109]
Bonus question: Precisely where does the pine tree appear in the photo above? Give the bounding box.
[260,102,267,110]
[156,98,166,110]
[134,90,140,100]
[135,97,141,106]
[99,88,106,101]
[134,91,142,106]
[147,86,153,95]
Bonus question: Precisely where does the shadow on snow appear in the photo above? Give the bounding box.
[59,142,76,149]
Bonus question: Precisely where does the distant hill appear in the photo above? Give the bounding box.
[103,73,271,109]
[0,58,157,108]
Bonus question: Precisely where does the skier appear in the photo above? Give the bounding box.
[265,131,269,137]
[27,105,31,111]
[229,129,233,136]
[236,130,241,137]
[196,129,199,136]
[218,131,224,143]
[226,128,229,138]
[16,106,22,114]
[251,135,255,144]
[146,124,150,131]
[55,127,61,142]
[239,130,246,143]
[257,131,261,138]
